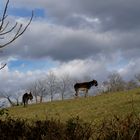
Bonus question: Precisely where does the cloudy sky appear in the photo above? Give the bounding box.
[0,0,140,92]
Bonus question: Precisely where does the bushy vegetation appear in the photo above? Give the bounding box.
[1,113,140,140]
[0,108,8,117]
[96,113,140,140]
[0,88,139,139]
[0,116,92,140]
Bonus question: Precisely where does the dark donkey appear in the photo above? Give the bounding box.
[74,80,98,97]
[22,92,33,107]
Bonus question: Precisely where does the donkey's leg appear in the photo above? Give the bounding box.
[23,98,26,107]
[25,99,28,106]
[85,89,88,97]
[75,88,79,98]
[23,102,25,107]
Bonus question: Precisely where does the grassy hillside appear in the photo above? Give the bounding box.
[7,88,140,123]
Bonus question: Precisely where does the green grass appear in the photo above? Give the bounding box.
[7,88,140,123]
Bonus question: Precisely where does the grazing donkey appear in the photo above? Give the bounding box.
[22,92,33,107]
[74,80,98,97]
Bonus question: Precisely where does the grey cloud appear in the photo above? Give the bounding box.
[46,35,101,61]
[46,0,140,31]
[9,0,140,31]
[2,20,112,61]
[1,14,139,65]
[115,31,140,60]
[4,23,114,62]
[2,19,139,63]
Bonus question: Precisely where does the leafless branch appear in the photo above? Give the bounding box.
[0,22,17,35]
[0,0,34,48]
[0,21,9,33]
[0,63,6,70]
[0,0,9,31]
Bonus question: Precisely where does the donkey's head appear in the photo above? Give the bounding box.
[28,92,33,100]
[92,80,98,87]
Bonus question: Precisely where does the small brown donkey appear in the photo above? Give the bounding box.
[74,80,98,97]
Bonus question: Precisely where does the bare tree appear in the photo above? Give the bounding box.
[5,95,15,106]
[135,73,140,82]
[0,0,33,70]
[29,80,46,103]
[36,80,46,103]
[1,90,16,106]
[126,79,138,90]
[28,82,38,103]
[45,71,58,101]
[106,73,125,92]
[58,73,72,100]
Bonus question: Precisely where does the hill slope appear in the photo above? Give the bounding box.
[8,88,140,122]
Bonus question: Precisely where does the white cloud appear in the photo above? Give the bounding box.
[119,59,140,80]
[49,59,109,82]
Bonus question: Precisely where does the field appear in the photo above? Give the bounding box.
[7,88,140,123]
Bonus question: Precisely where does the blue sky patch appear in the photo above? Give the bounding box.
[9,8,45,18]
[9,59,58,72]
[108,60,128,72]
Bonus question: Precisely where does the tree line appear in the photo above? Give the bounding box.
[102,73,140,93]
[1,71,140,107]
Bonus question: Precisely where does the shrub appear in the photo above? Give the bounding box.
[0,108,8,117]
[0,117,93,140]
[0,113,140,140]
[95,114,140,140]
[65,116,93,140]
